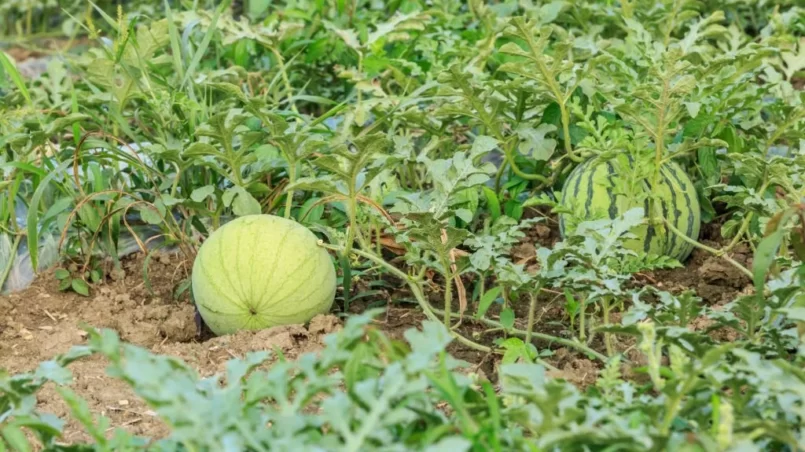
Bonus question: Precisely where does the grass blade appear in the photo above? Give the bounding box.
[27,160,72,273]
[181,0,229,89]
[0,51,32,106]
[164,0,186,83]
[88,1,119,31]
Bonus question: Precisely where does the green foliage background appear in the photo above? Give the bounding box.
[1,0,805,450]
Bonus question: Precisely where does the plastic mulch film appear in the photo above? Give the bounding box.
[0,208,175,295]
[0,197,60,294]
[0,231,60,294]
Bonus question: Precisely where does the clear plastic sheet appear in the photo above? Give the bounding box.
[1,143,163,295]
[0,209,176,295]
[0,197,61,294]
[0,232,60,294]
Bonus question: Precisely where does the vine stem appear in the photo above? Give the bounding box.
[525,289,539,345]
[344,193,358,257]
[442,260,453,327]
[505,150,550,182]
[319,242,491,354]
[602,297,614,357]
[269,46,298,114]
[283,162,296,219]
[578,296,587,341]
[318,242,609,365]
[433,306,609,363]
[662,219,753,279]
[723,212,753,253]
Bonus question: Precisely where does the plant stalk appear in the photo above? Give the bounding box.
[319,242,491,353]
[525,290,539,345]
[579,297,586,341]
[441,257,453,327]
[602,296,614,357]
[284,162,296,219]
[319,242,612,363]
[663,218,753,279]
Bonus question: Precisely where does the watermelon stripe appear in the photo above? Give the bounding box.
[263,244,324,310]
[235,224,250,303]
[666,164,695,258]
[248,219,260,304]
[264,249,335,318]
[256,225,296,308]
[219,229,249,303]
[660,167,680,256]
[572,160,592,202]
[583,162,598,218]
[197,250,251,314]
[268,266,330,314]
[605,162,617,219]
[641,181,655,253]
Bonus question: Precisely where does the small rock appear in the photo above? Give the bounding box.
[534,223,552,239]
[308,315,341,336]
[512,242,536,263]
[249,325,309,350]
[158,306,197,342]
[698,257,747,287]
[144,305,171,321]
[109,267,126,281]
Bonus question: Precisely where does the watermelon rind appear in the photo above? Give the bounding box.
[558,154,701,261]
[191,214,336,336]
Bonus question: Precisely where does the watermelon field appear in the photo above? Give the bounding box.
[2,0,805,450]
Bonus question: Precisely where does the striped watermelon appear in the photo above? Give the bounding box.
[558,154,700,261]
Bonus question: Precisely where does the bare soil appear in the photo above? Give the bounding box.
[0,254,344,444]
[0,210,753,444]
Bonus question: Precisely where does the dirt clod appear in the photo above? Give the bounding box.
[308,314,342,336]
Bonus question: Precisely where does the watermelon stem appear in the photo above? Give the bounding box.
[0,233,21,292]
[319,242,492,354]
[283,162,297,219]
[524,288,540,346]
[662,218,752,279]
[579,298,586,341]
[320,242,610,364]
[723,212,753,253]
[441,256,453,327]
[436,306,609,364]
[601,296,614,357]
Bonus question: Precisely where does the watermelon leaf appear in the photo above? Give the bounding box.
[500,308,515,330]
[476,286,502,319]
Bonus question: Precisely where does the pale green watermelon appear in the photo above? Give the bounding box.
[192,214,336,335]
